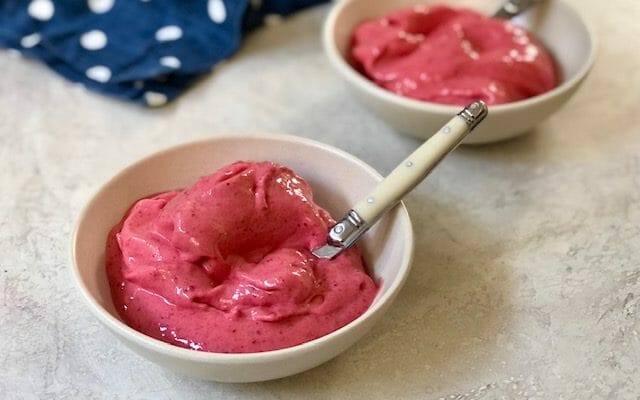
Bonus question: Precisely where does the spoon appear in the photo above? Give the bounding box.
[312,101,488,259]
[493,0,538,19]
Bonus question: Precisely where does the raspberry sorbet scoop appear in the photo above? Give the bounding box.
[106,161,378,353]
[351,5,559,105]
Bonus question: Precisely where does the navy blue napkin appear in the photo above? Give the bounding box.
[0,0,327,106]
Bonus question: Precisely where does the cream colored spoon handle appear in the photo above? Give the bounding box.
[312,101,488,259]
[354,113,475,222]
[354,101,488,222]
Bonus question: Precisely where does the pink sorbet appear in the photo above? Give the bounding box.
[350,4,559,105]
[106,161,378,353]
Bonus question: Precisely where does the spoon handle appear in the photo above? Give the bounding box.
[312,101,487,259]
[353,102,486,223]
[493,0,537,19]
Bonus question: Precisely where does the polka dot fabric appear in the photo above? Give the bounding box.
[0,0,328,106]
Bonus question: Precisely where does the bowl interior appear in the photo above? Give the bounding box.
[73,135,413,350]
[328,0,594,101]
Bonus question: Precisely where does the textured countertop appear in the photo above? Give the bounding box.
[1,1,639,398]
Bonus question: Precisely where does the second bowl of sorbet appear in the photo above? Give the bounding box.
[324,0,596,143]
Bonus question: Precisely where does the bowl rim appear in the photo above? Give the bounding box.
[322,0,598,114]
[71,133,415,364]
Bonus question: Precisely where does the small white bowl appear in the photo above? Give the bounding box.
[71,134,414,382]
[323,0,596,144]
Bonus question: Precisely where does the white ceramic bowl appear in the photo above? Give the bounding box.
[71,134,414,382]
[323,0,596,144]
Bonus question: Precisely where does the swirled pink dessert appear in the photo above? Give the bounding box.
[350,4,559,105]
[106,161,377,353]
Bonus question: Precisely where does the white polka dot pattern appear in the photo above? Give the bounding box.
[144,91,168,107]
[85,65,112,82]
[208,0,227,23]
[80,30,108,50]
[159,56,181,69]
[87,0,114,14]
[1,0,317,106]
[28,0,54,21]
[155,25,183,42]
[20,33,42,48]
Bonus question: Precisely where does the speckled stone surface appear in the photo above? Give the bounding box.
[1,1,639,399]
